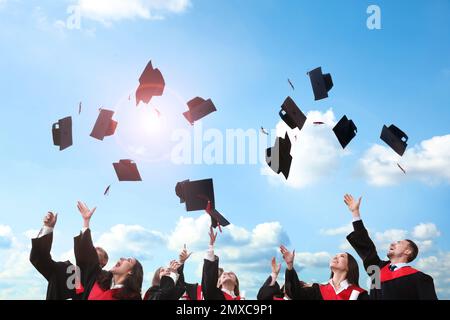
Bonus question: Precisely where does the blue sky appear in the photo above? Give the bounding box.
[0,0,449,299]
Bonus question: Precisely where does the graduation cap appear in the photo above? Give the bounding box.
[90,109,117,141]
[183,97,217,125]
[175,178,230,229]
[113,160,142,181]
[380,124,408,156]
[266,133,292,179]
[307,67,333,101]
[333,115,357,149]
[279,97,307,131]
[136,61,165,106]
[52,116,73,151]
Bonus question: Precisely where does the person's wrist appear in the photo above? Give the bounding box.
[287,262,294,270]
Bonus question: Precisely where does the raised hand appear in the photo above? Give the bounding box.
[77,201,96,229]
[344,194,362,218]
[43,212,58,228]
[271,257,281,275]
[168,260,182,274]
[209,226,218,246]
[179,244,192,264]
[280,245,295,270]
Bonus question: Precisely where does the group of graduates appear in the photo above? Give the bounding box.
[30,194,438,300]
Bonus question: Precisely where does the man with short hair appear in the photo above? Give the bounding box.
[344,194,437,300]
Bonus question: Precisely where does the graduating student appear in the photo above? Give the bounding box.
[30,212,81,300]
[344,194,438,300]
[281,245,368,300]
[202,227,241,300]
[74,201,143,300]
[143,259,184,300]
[257,257,292,300]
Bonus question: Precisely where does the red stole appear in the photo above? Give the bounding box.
[88,282,119,300]
[380,264,419,283]
[75,283,84,295]
[273,296,285,300]
[222,291,241,300]
[319,283,365,300]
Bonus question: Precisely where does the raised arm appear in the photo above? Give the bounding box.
[257,257,282,300]
[74,201,99,271]
[344,194,383,270]
[30,212,59,280]
[202,226,224,300]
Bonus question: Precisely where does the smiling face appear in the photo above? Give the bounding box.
[111,257,137,276]
[329,253,349,272]
[387,240,412,261]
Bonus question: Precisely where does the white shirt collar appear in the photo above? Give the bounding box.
[111,279,124,290]
[221,288,236,298]
[390,262,408,270]
[328,279,350,295]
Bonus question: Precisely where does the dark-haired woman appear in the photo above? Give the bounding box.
[280,245,368,300]
[74,201,143,300]
[202,227,241,300]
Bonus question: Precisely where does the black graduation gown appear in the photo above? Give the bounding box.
[257,276,284,300]
[73,229,108,300]
[284,268,369,300]
[202,256,239,300]
[347,220,438,300]
[29,233,79,300]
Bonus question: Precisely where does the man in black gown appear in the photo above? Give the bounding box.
[344,194,437,300]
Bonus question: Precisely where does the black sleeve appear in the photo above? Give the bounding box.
[73,229,101,294]
[417,274,438,300]
[346,220,384,271]
[257,275,281,300]
[284,268,322,300]
[173,264,189,300]
[357,291,370,300]
[202,257,225,300]
[144,276,177,300]
[30,233,58,281]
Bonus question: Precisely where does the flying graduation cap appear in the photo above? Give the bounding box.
[90,109,117,141]
[183,97,217,125]
[266,133,292,179]
[175,178,230,229]
[279,97,307,131]
[113,160,142,181]
[136,61,165,106]
[307,67,333,101]
[380,124,408,156]
[333,115,357,149]
[52,116,73,151]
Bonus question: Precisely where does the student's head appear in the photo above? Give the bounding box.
[218,271,240,296]
[95,247,108,268]
[151,266,171,287]
[100,257,143,300]
[387,239,419,263]
[329,252,360,286]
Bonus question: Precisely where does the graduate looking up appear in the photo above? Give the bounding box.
[281,245,368,300]
[202,226,241,300]
[30,212,81,300]
[344,194,438,300]
[74,201,143,300]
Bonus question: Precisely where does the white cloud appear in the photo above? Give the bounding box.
[96,224,166,265]
[412,223,441,240]
[77,0,191,24]
[374,229,408,247]
[359,134,450,186]
[416,252,450,299]
[0,225,14,249]
[295,252,331,270]
[320,224,353,236]
[262,109,349,188]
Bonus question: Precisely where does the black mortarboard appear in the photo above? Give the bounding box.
[279,97,307,131]
[266,133,292,179]
[333,115,357,149]
[136,61,165,106]
[175,178,230,228]
[90,109,117,141]
[307,67,333,101]
[113,160,142,181]
[52,116,73,151]
[380,124,408,156]
[183,97,217,124]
